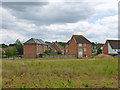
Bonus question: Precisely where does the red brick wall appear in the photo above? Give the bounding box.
[103,41,108,55]
[43,45,48,52]
[65,37,77,56]
[65,44,69,55]
[24,44,37,58]
[77,44,92,57]
[24,44,48,58]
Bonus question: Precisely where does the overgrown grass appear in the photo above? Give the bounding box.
[2,58,118,88]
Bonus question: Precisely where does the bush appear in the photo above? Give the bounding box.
[77,57,82,59]
[44,50,63,55]
[56,51,62,55]
[5,48,18,58]
[97,48,102,55]
[39,53,45,58]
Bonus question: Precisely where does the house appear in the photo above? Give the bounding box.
[65,35,92,57]
[45,41,64,54]
[92,44,104,54]
[24,38,48,58]
[103,40,120,55]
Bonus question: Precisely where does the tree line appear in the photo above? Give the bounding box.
[1,39,23,58]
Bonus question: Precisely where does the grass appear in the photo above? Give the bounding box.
[2,57,118,88]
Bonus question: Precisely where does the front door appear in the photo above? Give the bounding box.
[78,48,82,57]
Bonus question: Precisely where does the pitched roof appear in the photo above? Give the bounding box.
[107,40,120,49]
[24,38,46,45]
[73,35,91,44]
[46,42,57,50]
[54,43,64,50]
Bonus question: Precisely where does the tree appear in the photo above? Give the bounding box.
[91,42,95,46]
[5,48,12,58]
[97,48,102,55]
[9,44,15,46]
[15,39,23,55]
[12,48,18,57]
[0,43,8,48]
[5,48,18,58]
[58,42,66,48]
[44,50,56,55]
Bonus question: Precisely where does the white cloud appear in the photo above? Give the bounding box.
[1,1,118,44]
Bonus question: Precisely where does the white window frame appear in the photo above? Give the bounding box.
[79,43,82,47]
[84,48,86,52]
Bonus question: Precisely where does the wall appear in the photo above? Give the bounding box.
[65,37,77,56]
[24,44,36,58]
[103,41,108,55]
[77,43,92,57]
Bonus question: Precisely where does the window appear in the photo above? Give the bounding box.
[66,44,68,47]
[84,43,86,46]
[84,48,86,52]
[66,49,68,52]
[79,43,82,47]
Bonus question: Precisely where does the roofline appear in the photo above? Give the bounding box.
[72,35,91,44]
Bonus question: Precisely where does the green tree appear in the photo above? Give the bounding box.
[58,42,66,48]
[9,44,15,46]
[5,48,18,58]
[97,48,102,55]
[0,43,8,48]
[5,48,12,58]
[11,48,18,57]
[15,39,23,55]
[91,42,95,46]
[44,50,56,55]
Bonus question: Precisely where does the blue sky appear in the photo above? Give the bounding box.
[1,0,119,44]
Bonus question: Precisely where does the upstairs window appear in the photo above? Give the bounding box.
[79,43,82,47]
[84,48,86,52]
[84,43,86,46]
[66,44,68,47]
[66,49,68,52]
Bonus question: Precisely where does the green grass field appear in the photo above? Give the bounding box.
[2,58,118,88]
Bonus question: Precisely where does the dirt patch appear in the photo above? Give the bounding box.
[94,54,113,59]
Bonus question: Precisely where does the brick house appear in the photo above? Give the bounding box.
[45,41,64,54]
[65,35,92,57]
[103,40,120,55]
[24,38,47,58]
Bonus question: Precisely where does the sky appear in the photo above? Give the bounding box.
[1,0,119,44]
